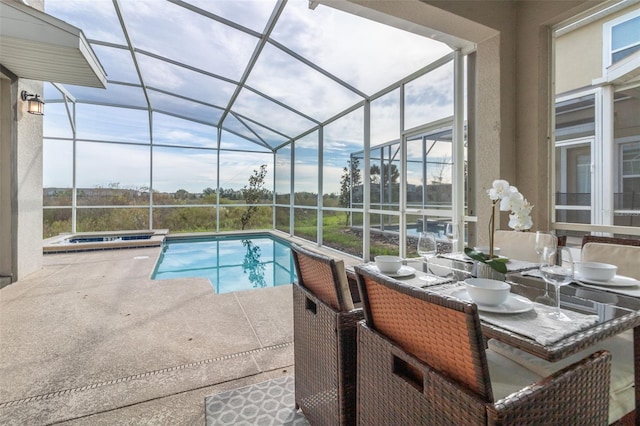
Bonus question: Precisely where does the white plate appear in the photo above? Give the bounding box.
[371,265,416,278]
[574,272,640,288]
[451,289,534,314]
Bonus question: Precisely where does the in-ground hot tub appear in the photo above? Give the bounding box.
[44,230,168,254]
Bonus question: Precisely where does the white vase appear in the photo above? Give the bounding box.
[474,262,506,281]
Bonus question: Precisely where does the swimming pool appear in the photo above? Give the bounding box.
[152,233,296,294]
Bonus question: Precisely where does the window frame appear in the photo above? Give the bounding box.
[602,8,640,73]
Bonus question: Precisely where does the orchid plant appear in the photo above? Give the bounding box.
[465,180,533,274]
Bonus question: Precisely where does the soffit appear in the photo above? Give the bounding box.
[0,0,106,88]
[606,50,640,85]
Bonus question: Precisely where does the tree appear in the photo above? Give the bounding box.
[339,158,361,225]
[370,163,399,204]
[240,164,268,230]
[370,164,380,185]
[174,189,190,200]
[241,240,266,288]
[430,156,451,184]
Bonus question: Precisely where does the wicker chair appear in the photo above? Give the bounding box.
[493,230,557,262]
[354,265,612,425]
[290,244,363,425]
[581,235,640,281]
[581,235,640,248]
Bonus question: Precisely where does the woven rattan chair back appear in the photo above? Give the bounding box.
[290,243,352,312]
[290,244,362,425]
[581,234,640,247]
[355,266,493,402]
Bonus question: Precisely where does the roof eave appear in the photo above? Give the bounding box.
[0,0,107,88]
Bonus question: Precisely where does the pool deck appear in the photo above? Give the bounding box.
[0,241,315,425]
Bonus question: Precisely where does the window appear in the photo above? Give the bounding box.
[614,86,640,227]
[555,139,593,225]
[603,9,640,68]
[553,5,640,242]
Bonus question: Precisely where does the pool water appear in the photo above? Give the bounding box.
[152,234,296,294]
[68,234,152,243]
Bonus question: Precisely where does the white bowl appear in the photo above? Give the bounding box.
[464,278,511,306]
[575,261,617,282]
[374,255,403,274]
[473,246,501,256]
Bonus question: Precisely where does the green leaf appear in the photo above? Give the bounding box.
[464,247,488,263]
[486,259,508,273]
[464,247,508,274]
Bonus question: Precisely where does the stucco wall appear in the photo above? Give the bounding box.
[15,79,44,281]
[0,78,12,281]
[555,22,603,94]
[555,4,640,94]
[0,0,45,282]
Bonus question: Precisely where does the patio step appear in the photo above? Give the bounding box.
[0,276,12,289]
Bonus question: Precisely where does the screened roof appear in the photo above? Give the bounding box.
[43,0,452,151]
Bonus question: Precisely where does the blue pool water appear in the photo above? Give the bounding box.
[152,234,296,294]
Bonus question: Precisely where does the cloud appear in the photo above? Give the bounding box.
[233,88,315,138]
[75,104,150,142]
[75,143,150,189]
[293,163,319,193]
[246,44,362,122]
[271,1,452,95]
[43,140,73,188]
[119,0,258,82]
[43,0,460,201]
[186,0,277,33]
[153,113,218,147]
[46,0,126,44]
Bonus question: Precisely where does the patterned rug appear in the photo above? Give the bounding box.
[205,376,309,425]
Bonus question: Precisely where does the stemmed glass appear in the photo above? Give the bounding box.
[417,232,438,283]
[534,232,557,305]
[445,222,460,252]
[540,246,574,321]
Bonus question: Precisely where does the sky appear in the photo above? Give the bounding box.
[42,0,454,194]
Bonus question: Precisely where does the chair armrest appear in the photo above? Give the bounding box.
[488,350,611,425]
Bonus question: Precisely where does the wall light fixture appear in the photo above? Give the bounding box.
[21,90,45,115]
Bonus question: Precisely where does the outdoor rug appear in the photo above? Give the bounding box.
[205,376,309,425]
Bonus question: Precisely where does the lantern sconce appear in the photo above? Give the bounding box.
[20,90,45,115]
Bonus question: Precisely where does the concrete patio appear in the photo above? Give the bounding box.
[0,246,295,425]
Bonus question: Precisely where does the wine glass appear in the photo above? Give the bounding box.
[445,222,460,252]
[417,232,438,283]
[540,246,574,321]
[535,231,557,260]
[534,232,557,305]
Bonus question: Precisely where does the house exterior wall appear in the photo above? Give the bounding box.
[555,22,603,94]
[0,0,44,284]
[0,74,44,285]
[556,4,639,94]
[0,77,12,284]
[14,78,44,282]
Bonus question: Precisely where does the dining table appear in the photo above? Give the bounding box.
[346,253,640,420]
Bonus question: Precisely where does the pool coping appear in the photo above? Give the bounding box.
[43,229,169,254]
[43,229,364,273]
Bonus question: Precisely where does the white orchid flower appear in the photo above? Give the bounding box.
[488,179,534,231]
[488,180,510,200]
[509,211,533,231]
[500,188,523,211]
